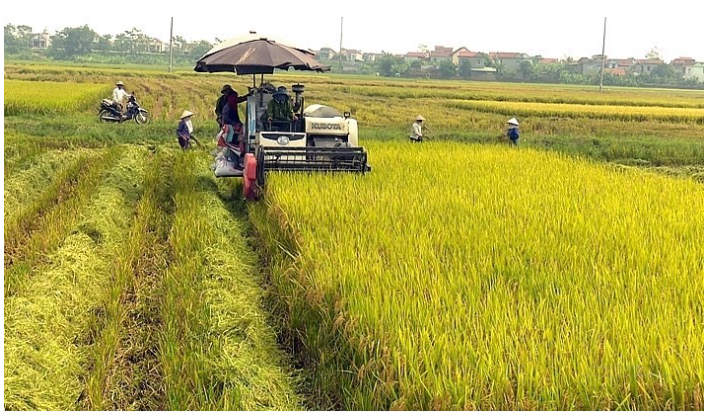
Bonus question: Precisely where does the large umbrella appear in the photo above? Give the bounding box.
[194,35,330,75]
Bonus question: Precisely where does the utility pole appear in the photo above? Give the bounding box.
[339,17,344,74]
[599,17,607,92]
[169,17,174,73]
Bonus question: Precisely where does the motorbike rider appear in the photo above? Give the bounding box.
[112,81,130,119]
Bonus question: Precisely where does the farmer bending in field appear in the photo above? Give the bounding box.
[409,115,425,142]
[507,118,520,146]
[177,110,195,150]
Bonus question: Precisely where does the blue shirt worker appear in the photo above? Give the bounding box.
[177,110,195,150]
[507,118,520,146]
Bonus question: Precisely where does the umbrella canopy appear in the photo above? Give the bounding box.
[194,36,330,75]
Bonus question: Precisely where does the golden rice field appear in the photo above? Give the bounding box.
[4,80,109,115]
[3,62,705,410]
[445,99,704,123]
[251,142,703,409]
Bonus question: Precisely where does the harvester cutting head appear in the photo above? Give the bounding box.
[227,83,371,200]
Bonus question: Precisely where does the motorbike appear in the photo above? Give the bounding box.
[98,95,150,125]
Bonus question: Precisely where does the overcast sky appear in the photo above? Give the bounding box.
[3,1,705,61]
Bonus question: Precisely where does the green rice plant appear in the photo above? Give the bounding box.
[250,141,704,410]
[4,80,109,115]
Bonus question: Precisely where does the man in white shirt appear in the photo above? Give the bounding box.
[112,81,130,116]
[410,115,425,142]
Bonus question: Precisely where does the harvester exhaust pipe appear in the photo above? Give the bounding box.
[292,84,305,114]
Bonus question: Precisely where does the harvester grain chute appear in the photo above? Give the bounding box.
[194,33,371,200]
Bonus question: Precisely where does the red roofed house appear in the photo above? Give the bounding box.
[430,45,454,64]
[633,58,664,75]
[605,57,635,70]
[603,57,635,76]
[489,52,531,72]
[538,58,559,65]
[452,47,486,68]
[670,57,697,77]
[403,51,427,63]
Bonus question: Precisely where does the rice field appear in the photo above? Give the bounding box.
[445,99,704,124]
[3,63,704,411]
[4,80,109,115]
[250,142,703,410]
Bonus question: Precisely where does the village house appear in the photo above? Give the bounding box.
[429,45,453,65]
[340,48,364,62]
[489,52,531,72]
[684,62,704,82]
[670,57,697,77]
[632,58,665,75]
[403,51,427,63]
[30,29,51,49]
[451,47,486,68]
[318,47,337,61]
[363,52,383,63]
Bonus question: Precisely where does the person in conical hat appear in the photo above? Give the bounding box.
[506,117,520,146]
[177,110,195,150]
[410,115,426,143]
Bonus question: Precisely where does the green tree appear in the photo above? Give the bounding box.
[378,53,406,77]
[459,58,472,78]
[189,40,213,60]
[95,34,113,51]
[519,60,534,80]
[50,25,98,59]
[645,47,662,60]
[650,63,679,82]
[492,60,506,79]
[438,60,457,78]
[113,32,131,52]
[478,52,493,67]
[4,24,33,54]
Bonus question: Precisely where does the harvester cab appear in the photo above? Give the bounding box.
[218,83,371,200]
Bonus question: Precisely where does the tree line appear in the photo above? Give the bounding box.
[368,53,703,89]
[4,23,213,65]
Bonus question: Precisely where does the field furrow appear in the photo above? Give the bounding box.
[83,148,171,410]
[4,148,113,277]
[160,152,303,410]
[3,146,148,410]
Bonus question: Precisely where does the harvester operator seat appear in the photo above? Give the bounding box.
[262,87,294,132]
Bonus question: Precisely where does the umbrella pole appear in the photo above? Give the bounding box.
[252,74,256,88]
[260,74,264,87]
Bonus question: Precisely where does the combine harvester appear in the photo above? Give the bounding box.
[195,33,371,199]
